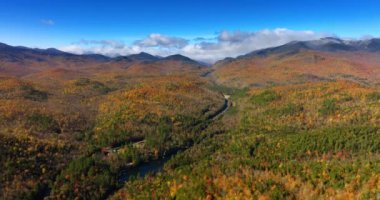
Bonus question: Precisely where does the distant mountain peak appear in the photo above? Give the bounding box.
[158,54,203,67]
[45,48,63,53]
[0,42,14,50]
[127,52,159,61]
[320,37,343,43]
[137,52,153,56]
[365,38,380,51]
[163,54,194,62]
[42,48,68,55]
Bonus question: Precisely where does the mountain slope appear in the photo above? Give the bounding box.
[213,38,380,87]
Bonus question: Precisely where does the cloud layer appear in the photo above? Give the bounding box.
[60,28,328,63]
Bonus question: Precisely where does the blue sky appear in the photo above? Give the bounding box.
[1,0,380,62]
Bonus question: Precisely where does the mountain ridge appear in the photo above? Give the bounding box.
[0,42,200,63]
[0,42,204,77]
[212,37,380,87]
[235,37,380,61]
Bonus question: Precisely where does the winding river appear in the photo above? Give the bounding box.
[118,95,230,183]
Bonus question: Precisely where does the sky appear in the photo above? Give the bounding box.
[1,0,380,63]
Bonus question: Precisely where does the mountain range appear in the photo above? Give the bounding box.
[1,37,380,87]
[0,42,205,79]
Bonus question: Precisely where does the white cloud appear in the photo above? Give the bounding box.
[134,33,189,48]
[60,29,329,63]
[41,19,55,26]
[60,43,135,57]
[74,39,125,49]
